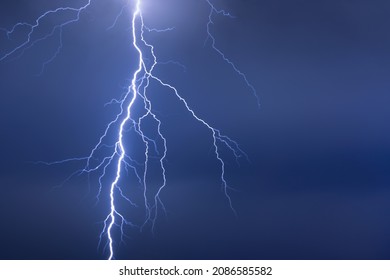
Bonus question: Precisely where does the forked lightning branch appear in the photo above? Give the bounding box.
[0,0,257,259]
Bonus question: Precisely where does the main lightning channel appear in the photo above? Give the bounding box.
[100,0,252,259]
[106,0,142,260]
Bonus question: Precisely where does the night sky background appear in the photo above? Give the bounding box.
[1,0,390,260]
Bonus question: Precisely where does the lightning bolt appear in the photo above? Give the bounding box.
[1,0,257,260]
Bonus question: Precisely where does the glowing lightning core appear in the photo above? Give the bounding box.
[106,0,142,260]
[1,0,257,260]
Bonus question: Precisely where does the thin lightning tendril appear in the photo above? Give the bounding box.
[1,0,257,260]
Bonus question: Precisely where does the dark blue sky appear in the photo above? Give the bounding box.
[1,0,390,260]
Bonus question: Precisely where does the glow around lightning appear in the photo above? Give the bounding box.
[1,0,257,259]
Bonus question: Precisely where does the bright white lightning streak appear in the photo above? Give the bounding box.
[106,0,142,260]
[1,0,256,260]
